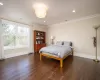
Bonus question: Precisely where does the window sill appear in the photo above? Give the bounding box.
[4,46,29,50]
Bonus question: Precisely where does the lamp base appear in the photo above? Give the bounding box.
[93,59,100,63]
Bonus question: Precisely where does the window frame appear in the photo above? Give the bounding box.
[2,20,30,50]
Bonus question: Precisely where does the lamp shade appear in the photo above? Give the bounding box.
[51,36,55,39]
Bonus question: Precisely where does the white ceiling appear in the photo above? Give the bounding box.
[0,0,100,25]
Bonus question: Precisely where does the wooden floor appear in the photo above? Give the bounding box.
[0,54,100,80]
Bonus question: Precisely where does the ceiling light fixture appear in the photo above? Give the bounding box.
[72,10,75,13]
[0,2,3,5]
[44,21,46,22]
[33,3,48,18]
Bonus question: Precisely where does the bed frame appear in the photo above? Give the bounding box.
[40,48,73,68]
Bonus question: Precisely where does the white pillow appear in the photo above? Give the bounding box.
[56,41,63,45]
[63,41,72,46]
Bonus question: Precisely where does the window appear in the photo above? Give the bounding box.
[2,20,30,50]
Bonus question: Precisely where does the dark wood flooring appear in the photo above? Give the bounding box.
[0,53,100,80]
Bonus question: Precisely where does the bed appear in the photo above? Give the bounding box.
[39,41,73,67]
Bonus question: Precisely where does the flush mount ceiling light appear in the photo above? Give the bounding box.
[44,21,46,22]
[0,2,3,5]
[33,3,48,18]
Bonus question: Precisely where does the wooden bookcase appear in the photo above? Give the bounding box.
[34,30,46,53]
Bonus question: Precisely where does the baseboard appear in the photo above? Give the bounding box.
[4,52,100,60]
[4,52,29,59]
[74,53,100,60]
[0,58,5,60]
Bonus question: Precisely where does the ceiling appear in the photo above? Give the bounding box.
[0,0,100,26]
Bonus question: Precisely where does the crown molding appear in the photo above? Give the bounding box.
[66,14,100,23]
[49,14,100,27]
[0,17,32,26]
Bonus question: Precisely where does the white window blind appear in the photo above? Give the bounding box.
[2,20,30,50]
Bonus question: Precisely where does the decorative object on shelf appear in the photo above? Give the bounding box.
[93,25,100,63]
[33,3,48,18]
[50,36,55,45]
[38,33,40,35]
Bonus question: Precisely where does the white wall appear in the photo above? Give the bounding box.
[47,15,100,60]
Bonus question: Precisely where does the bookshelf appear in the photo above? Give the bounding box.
[34,30,46,53]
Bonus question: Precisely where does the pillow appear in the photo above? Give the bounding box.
[56,41,63,45]
[63,41,72,46]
